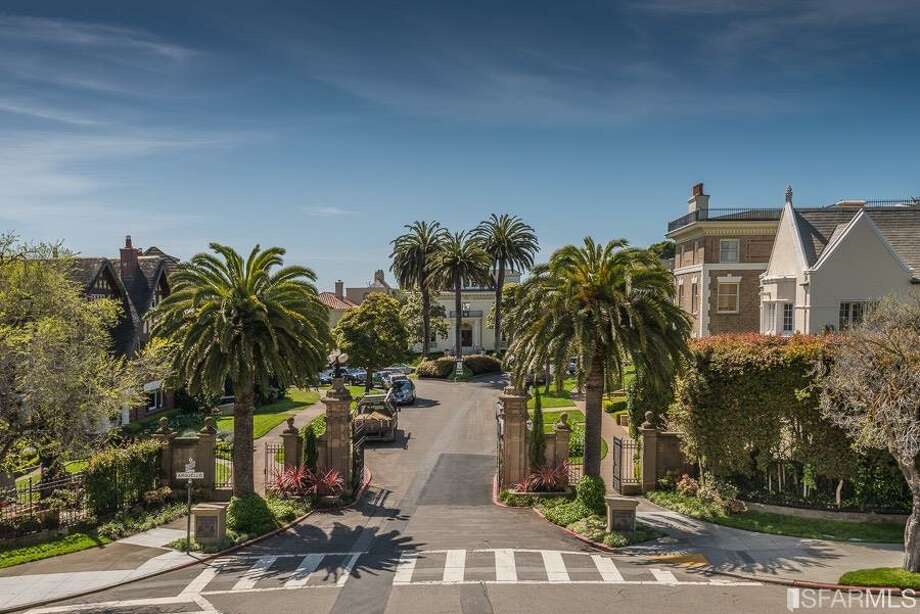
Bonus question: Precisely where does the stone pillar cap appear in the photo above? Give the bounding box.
[554,413,572,432]
[199,416,217,435]
[282,416,299,434]
[604,495,640,509]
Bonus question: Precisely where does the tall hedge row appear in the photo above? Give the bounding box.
[669,333,910,511]
[85,439,163,517]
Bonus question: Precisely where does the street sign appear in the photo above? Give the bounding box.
[176,471,205,480]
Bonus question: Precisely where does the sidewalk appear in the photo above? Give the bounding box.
[0,518,190,612]
[629,499,903,585]
[252,395,326,494]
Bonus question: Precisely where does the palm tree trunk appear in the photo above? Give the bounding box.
[454,278,462,359]
[494,262,505,354]
[233,384,256,496]
[583,346,604,478]
[366,367,373,393]
[421,287,431,356]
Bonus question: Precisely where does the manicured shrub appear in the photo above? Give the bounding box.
[227,493,276,536]
[575,475,606,515]
[84,440,163,518]
[676,474,699,497]
[416,357,456,378]
[265,497,309,524]
[541,498,593,526]
[303,428,318,471]
[529,389,545,469]
[463,354,502,375]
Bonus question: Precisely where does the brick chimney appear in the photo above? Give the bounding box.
[688,182,710,213]
[120,235,140,283]
[374,269,386,284]
[334,280,344,299]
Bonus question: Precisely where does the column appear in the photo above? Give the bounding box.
[499,385,529,489]
[639,411,659,493]
[321,378,353,491]
[197,417,217,496]
[281,417,303,469]
[152,417,176,485]
[554,414,572,470]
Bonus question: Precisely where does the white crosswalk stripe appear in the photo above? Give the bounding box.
[174,549,761,595]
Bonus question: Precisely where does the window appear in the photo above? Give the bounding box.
[782,304,794,334]
[765,302,776,333]
[719,239,740,263]
[717,282,740,313]
[677,280,684,306]
[690,281,698,314]
[839,301,873,329]
[147,389,163,413]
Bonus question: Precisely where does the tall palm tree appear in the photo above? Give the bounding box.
[429,232,493,360]
[472,214,538,354]
[153,243,331,495]
[390,221,448,356]
[507,238,690,478]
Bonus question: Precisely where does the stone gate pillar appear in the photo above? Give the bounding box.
[197,418,218,496]
[499,385,529,489]
[640,411,659,493]
[322,378,353,491]
[281,417,303,469]
[152,417,176,485]
[553,414,572,468]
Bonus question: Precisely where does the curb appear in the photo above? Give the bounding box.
[2,468,373,614]
[491,473,905,594]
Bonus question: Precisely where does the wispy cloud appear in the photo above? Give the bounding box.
[0,97,101,126]
[302,206,358,217]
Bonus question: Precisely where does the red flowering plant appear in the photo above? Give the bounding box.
[522,461,570,493]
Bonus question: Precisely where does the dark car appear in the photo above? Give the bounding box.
[318,369,334,385]
[345,367,367,385]
[389,376,416,405]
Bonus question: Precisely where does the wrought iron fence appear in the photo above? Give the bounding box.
[263,442,284,491]
[0,473,89,536]
[611,437,640,494]
[215,442,233,490]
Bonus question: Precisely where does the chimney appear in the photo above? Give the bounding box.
[688,182,710,213]
[374,269,385,284]
[334,280,344,299]
[785,185,794,206]
[120,235,140,282]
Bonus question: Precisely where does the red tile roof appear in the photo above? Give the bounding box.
[319,292,358,310]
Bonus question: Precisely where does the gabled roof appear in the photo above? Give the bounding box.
[69,257,139,355]
[318,292,358,310]
[795,206,920,274]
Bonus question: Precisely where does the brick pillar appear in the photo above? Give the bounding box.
[281,417,303,469]
[554,413,572,469]
[500,385,529,489]
[152,417,176,485]
[640,411,659,493]
[197,417,218,496]
[322,378,352,491]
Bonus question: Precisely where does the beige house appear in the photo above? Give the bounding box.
[760,194,920,335]
[422,271,521,355]
[319,280,359,329]
[666,183,779,337]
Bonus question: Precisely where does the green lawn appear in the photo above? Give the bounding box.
[646,490,905,543]
[839,568,920,589]
[532,408,607,462]
[215,387,324,439]
[0,533,112,570]
[528,378,577,409]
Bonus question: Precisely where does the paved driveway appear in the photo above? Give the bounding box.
[25,377,865,614]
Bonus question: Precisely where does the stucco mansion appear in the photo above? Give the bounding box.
[667,183,920,337]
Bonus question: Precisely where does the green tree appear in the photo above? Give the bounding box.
[398,289,448,348]
[507,238,690,478]
[153,243,330,495]
[390,221,448,356]
[429,232,493,360]
[334,293,409,392]
[648,240,676,261]
[473,214,538,354]
[529,388,545,469]
[0,234,161,464]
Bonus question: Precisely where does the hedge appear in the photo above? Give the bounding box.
[417,355,501,378]
[85,440,163,518]
[669,334,910,512]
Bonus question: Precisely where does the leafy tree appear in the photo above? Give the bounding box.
[153,243,330,495]
[390,221,448,355]
[529,388,545,469]
[398,289,448,347]
[429,232,493,360]
[0,234,162,465]
[334,293,409,392]
[473,214,538,354]
[507,238,690,477]
[817,294,920,571]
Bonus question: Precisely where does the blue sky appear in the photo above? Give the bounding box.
[1,1,919,290]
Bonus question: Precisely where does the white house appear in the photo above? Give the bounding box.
[423,270,522,355]
[760,191,920,335]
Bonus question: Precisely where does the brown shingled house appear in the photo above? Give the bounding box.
[72,236,178,422]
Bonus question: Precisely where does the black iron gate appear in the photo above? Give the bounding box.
[495,399,504,488]
[611,436,640,493]
[351,422,368,489]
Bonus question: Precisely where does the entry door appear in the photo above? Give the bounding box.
[461,329,473,347]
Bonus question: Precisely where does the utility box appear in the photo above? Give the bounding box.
[192,503,228,545]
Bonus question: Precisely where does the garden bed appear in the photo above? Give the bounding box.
[839,568,920,590]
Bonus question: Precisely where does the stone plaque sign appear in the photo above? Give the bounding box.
[195,515,217,539]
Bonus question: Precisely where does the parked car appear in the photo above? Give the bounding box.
[385,363,416,376]
[389,377,416,405]
[352,392,399,441]
[567,359,577,375]
[371,370,396,388]
[318,369,334,385]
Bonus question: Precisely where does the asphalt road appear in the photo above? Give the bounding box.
[22,377,894,614]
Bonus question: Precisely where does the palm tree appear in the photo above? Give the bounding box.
[153,243,331,495]
[390,221,448,356]
[472,214,538,354]
[507,238,690,478]
[429,232,493,360]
